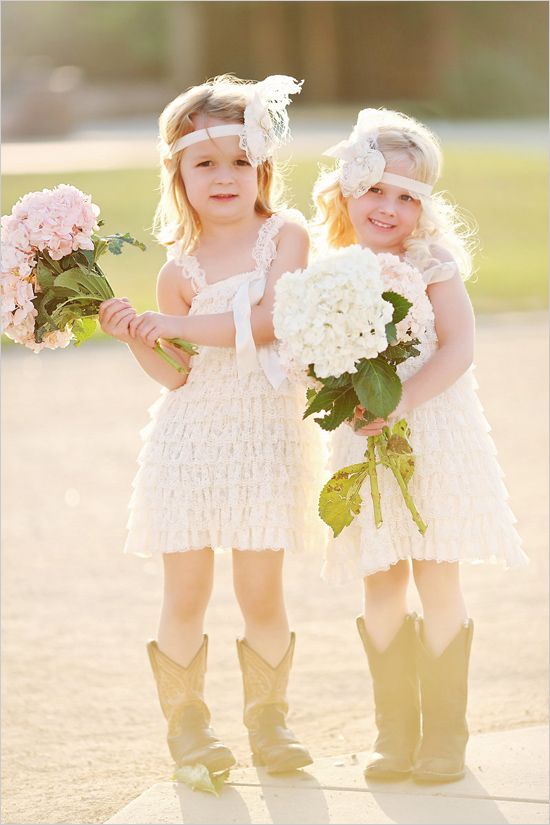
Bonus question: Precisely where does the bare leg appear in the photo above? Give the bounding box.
[362,560,411,652]
[412,560,468,656]
[158,548,214,666]
[232,549,290,667]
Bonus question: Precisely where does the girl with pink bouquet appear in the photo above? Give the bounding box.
[313,108,527,783]
[99,74,325,774]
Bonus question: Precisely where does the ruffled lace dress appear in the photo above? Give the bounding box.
[322,253,528,583]
[125,211,326,557]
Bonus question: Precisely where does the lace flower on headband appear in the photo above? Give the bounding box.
[324,132,386,199]
[240,75,303,166]
[163,75,303,167]
[324,108,433,200]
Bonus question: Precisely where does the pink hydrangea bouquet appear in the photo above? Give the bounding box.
[274,245,433,537]
[1,185,195,371]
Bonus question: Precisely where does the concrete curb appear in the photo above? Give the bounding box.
[105,725,548,824]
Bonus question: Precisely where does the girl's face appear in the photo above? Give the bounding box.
[179,116,259,224]
[346,158,422,255]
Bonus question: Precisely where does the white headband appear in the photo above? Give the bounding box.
[161,75,303,167]
[167,125,245,157]
[379,171,433,197]
[324,109,434,199]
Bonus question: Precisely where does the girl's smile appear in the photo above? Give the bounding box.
[347,159,422,254]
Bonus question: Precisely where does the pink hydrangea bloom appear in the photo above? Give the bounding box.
[1,185,100,350]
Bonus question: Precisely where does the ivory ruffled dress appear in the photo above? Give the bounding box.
[322,252,528,583]
[125,211,326,557]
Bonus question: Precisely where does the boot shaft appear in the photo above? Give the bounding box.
[416,619,474,728]
[147,637,210,736]
[236,633,294,730]
[356,614,420,709]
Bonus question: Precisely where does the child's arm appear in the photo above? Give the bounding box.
[397,274,475,415]
[354,274,475,435]
[127,223,309,349]
[99,261,192,390]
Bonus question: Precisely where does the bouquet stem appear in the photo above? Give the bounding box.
[154,340,191,374]
[366,436,383,528]
[384,447,428,535]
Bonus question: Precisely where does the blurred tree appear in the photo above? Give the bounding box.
[2,1,547,117]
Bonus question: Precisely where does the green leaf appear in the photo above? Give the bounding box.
[36,261,56,291]
[382,290,412,324]
[352,358,402,418]
[319,463,369,537]
[172,764,229,797]
[72,316,97,346]
[104,232,147,255]
[383,420,416,485]
[385,322,397,345]
[93,239,109,263]
[386,434,412,455]
[55,268,114,301]
[304,386,344,418]
[314,386,358,431]
[40,250,63,274]
[319,372,353,390]
[381,343,411,364]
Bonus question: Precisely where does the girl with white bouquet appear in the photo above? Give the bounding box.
[309,109,527,783]
[98,74,325,777]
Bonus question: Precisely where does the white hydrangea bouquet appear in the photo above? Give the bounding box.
[274,245,432,537]
[1,184,195,371]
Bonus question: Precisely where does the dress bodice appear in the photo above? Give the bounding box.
[165,210,306,389]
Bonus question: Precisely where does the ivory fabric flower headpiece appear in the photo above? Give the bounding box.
[324,108,433,200]
[163,75,303,167]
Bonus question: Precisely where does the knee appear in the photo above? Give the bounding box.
[236,586,283,624]
[412,560,461,606]
[364,561,409,600]
[163,582,210,623]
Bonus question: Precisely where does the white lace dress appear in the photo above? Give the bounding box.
[125,212,326,557]
[322,254,528,583]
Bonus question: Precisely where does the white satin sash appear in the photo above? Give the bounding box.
[232,273,287,390]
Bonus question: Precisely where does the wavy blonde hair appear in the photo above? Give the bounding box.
[312,109,477,280]
[153,74,286,253]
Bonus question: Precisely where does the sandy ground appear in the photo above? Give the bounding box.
[1,313,548,825]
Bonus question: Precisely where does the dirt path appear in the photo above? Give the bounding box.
[1,313,548,824]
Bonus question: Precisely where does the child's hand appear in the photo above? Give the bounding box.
[349,406,386,437]
[128,311,184,348]
[348,391,410,437]
[98,298,137,343]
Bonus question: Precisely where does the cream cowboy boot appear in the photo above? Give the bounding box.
[237,632,313,773]
[413,618,474,783]
[357,613,421,780]
[147,636,236,773]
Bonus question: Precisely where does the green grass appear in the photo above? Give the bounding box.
[2,146,547,342]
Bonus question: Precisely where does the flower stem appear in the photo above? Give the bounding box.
[366,436,383,528]
[386,454,428,535]
[153,341,189,374]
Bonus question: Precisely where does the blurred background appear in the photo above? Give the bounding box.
[2,0,548,316]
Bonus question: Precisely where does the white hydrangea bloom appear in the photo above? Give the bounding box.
[274,245,393,379]
[377,253,434,342]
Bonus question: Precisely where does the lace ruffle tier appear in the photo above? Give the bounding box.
[323,341,528,582]
[125,212,327,557]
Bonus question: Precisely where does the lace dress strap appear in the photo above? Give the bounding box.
[422,245,460,285]
[166,241,207,294]
[251,209,308,274]
[251,214,284,274]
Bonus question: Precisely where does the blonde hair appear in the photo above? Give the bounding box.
[154,74,286,253]
[312,109,477,280]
